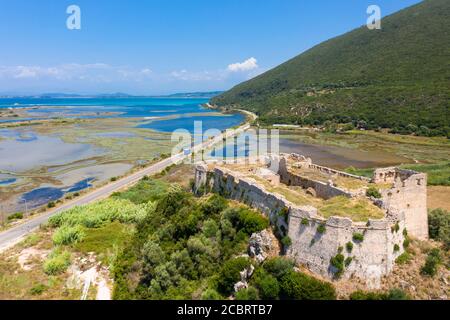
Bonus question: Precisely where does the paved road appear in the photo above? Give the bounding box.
[0,121,251,252]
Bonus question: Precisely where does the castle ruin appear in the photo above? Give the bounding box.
[194,154,428,286]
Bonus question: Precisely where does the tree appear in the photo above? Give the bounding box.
[255,274,280,300]
[218,257,251,295]
[280,271,336,300]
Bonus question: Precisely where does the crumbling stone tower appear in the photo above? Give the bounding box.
[372,168,428,240]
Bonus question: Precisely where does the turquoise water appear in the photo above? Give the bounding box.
[0,97,244,133]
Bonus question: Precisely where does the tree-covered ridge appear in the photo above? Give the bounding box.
[109,180,335,300]
[212,0,450,136]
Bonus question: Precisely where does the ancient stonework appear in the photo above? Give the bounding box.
[194,154,428,287]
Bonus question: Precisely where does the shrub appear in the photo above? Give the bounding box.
[366,187,381,199]
[346,242,353,252]
[225,208,269,236]
[279,208,289,223]
[349,288,409,300]
[350,290,385,300]
[218,257,251,295]
[395,252,411,265]
[43,250,71,275]
[263,257,295,279]
[387,288,410,300]
[281,236,292,248]
[201,289,222,300]
[202,194,228,217]
[235,286,259,300]
[48,198,150,229]
[403,238,410,249]
[30,284,48,296]
[110,177,118,182]
[7,212,23,221]
[52,225,85,246]
[47,201,56,208]
[393,244,400,252]
[352,233,364,242]
[421,248,442,277]
[330,254,345,278]
[317,224,326,234]
[391,222,400,233]
[301,218,309,226]
[280,271,336,300]
[255,273,280,300]
[428,209,449,248]
[344,257,353,267]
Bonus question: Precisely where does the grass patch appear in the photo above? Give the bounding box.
[52,225,85,246]
[401,162,450,186]
[74,221,133,264]
[318,196,384,222]
[43,249,71,275]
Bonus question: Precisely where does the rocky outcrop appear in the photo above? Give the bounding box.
[248,229,280,263]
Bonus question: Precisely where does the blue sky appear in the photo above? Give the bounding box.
[0,0,421,95]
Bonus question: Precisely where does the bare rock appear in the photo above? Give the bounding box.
[248,229,279,263]
[306,187,316,197]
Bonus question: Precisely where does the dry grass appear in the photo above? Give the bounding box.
[0,229,81,300]
[318,196,385,222]
[428,186,450,211]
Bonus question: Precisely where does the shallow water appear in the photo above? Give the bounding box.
[0,130,105,172]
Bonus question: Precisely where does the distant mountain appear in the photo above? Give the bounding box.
[164,91,224,98]
[212,0,450,136]
[0,91,222,99]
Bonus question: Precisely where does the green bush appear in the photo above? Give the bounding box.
[403,238,411,249]
[428,208,449,248]
[201,289,222,300]
[421,248,442,277]
[281,236,292,248]
[202,194,228,217]
[366,187,381,199]
[346,242,354,252]
[263,257,295,279]
[317,224,326,234]
[330,254,345,278]
[350,288,410,300]
[224,208,269,236]
[7,212,23,221]
[301,218,309,226]
[113,178,168,204]
[280,271,336,300]
[47,201,56,208]
[344,257,353,267]
[30,284,48,296]
[48,198,150,229]
[393,244,400,252]
[43,249,71,275]
[395,252,411,265]
[352,233,364,242]
[52,225,85,246]
[218,257,251,295]
[254,273,280,300]
[235,286,259,300]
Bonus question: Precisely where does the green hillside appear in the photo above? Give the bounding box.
[212,0,450,136]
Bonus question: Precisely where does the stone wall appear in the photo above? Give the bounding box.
[278,157,354,200]
[196,164,407,285]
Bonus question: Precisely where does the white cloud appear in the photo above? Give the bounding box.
[227,57,258,72]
